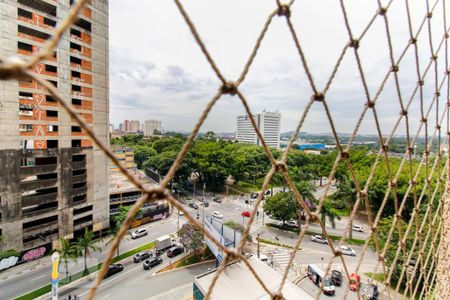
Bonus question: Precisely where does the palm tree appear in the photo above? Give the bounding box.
[319,203,341,229]
[59,238,79,281]
[294,181,317,231]
[76,228,101,274]
[107,224,127,257]
[333,179,357,239]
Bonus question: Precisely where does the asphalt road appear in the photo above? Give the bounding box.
[0,219,177,300]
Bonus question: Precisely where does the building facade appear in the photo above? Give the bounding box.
[144,119,161,136]
[236,111,281,148]
[0,0,109,252]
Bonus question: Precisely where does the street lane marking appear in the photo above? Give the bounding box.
[30,274,46,281]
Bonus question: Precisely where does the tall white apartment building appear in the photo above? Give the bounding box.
[236,111,281,148]
[129,120,140,132]
[144,119,162,137]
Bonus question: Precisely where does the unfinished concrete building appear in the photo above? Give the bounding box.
[0,0,109,253]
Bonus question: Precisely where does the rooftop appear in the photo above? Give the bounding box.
[109,168,157,194]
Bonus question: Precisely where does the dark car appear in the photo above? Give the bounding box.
[189,202,199,209]
[201,201,209,207]
[133,251,152,263]
[212,197,222,203]
[105,264,123,278]
[167,245,184,258]
[264,190,271,195]
[143,257,163,270]
[361,284,379,300]
[331,270,342,286]
[250,192,258,199]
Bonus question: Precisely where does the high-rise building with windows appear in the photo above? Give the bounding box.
[0,0,109,253]
[236,111,281,148]
[144,119,162,137]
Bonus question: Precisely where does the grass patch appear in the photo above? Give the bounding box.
[257,238,294,249]
[365,272,385,283]
[265,223,365,246]
[176,253,202,268]
[15,241,156,300]
[224,220,244,232]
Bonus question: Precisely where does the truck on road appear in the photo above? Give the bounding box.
[155,235,174,253]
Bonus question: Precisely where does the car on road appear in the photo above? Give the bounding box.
[340,245,356,256]
[349,273,361,291]
[242,211,251,218]
[361,283,379,299]
[331,270,342,286]
[352,224,364,232]
[286,220,299,228]
[212,211,223,219]
[323,277,336,295]
[105,264,123,278]
[189,202,199,209]
[201,201,209,207]
[264,190,271,195]
[250,192,258,199]
[167,244,185,258]
[133,251,152,263]
[311,235,328,244]
[131,228,148,239]
[212,197,222,203]
[143,257,163,270]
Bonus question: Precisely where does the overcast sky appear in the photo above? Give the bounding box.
[109,0,448,135]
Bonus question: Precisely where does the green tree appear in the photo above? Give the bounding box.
[152,137,184,154]
[59,238,79,280]
[76,228,101,274]
[319,202,341,229]
[107,224,127,257]
[112,205,142,226]
[263,192,298,226]
[177,223,204,255]
[134,146,157,169]
[333,179,357,239]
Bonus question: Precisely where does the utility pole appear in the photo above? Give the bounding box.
[256,232,263,258]
[202,182,206,224]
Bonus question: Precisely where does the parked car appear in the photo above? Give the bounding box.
[361,284,379,300]
[242,211,251,218]
[212,197,222,203]
[167,245,185,258]
[250,192,258,199]
[104,264,123,278]
[286,220,299,228]
[331,270,342,286]
[349,273,361,291]
[133,251,152,263]
[212,211,223,219]
[189,202,199,209]
[264,190,271,195]
[131,228,148,239]
[340,245,356,256]
[143,257,163,270]
[323,277,336,295]
[201,201,209,207]
[311,235,328,244]
[352,224,364,232]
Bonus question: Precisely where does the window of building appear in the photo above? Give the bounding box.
[72,85,81,92]
[70,42,82,52]
[73,169,86,176]
[19,91,33,100]
[71,126,82,132]
[35,156,57,165]
[70,56,82,65]
[46,95,56,102]
[72,154,86,162]
[18,41,33,52]
[22,215,58,229]
[72,139,81,147]
[72,99,82,106]
[20,140,34,149]
[18,8,32,19]
[19,124,33,132]
[71,70,81,78]
[18,25,51,40]
[75,18,91,32]
[47,140,58,148]
[18,0,57,16]
[20,157,35,167]
[43,17,56,27]
[47,125,58,132]
[46,110,58,117]
[45,64,57,73]
[48,80,57,87]
[70,28,81,37]
[73,205,93,215]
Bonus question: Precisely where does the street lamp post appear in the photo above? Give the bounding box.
[202,183,206,223]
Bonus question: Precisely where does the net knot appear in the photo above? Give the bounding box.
[367,100,375,108]
[407,146,413,154]
[221,81,237,95]
[0,56,28,80]
[277,4,291,17]
[421,117,428,123]
[312,92,324,102]
[431,54,438,61]
[359,190,366,198]
[418,80,425,86]
[435,91,440,97]
[378,7,387,16]
[391,65,399,73]
[410,37,417,44]
[272,292,284,300]
[274,160,287,173]
[382,144,389,152]
[436,124,441,130]
[427,12,433,18]
[400,109,407,116]
[444,33,449,39]
[349,39,359,49]
[144,186,170,200]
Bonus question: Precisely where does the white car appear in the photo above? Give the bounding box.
[131,228,148,239]
[340,245,356,256]
[286,220,299,228]
[311,235,328,244]
[212,211,223,219]
[352,224,364,232]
